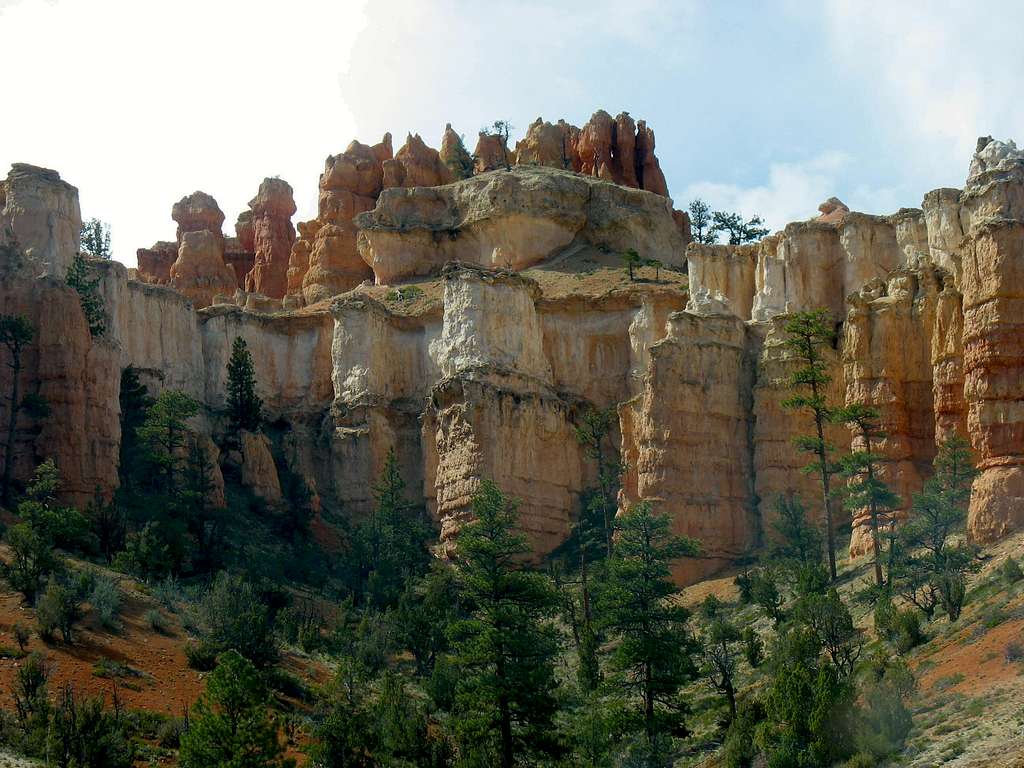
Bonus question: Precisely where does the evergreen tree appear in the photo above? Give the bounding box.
[447,480,561,768]
[896,436,979,621]
[781,309,841,581]
[179,650,293,768]
[768,494,825,591]
[711,211,770,244]
[688,199,716,245]
[1,314,35,507]
[66,253,107,336]
[137,389,199,496]
[620,248,642,281]
[355,449,435,609]
[835,404,901,587]
[225,336,263,434]
[700,616,742,720]
[79,218,112,259]
[596,502,700,757]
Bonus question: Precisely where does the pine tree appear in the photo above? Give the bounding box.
[688,199,716,245]
[834,404,900,586]
[448,480,560,768]
[137,389,199,497]
[596,501,700,756]
[896,437,978,621]
[781,309,841,581]
[1,314,35,507]
[710,211,770,244]
[355,448,434,609]
[79,218,112,259]
[179,650,293,768]
[66,253,107,336]
[225,336,262,434]
[700,616,742,720]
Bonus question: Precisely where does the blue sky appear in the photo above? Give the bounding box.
[2,0,1022,264]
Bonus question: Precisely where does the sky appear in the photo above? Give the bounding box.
[2,0,1023,265]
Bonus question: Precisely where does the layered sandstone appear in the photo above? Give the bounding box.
[842,267,939,555]
[299,138,388,303]
[515,118,581,171]
[172,191,226,251]
[356,165,687,284]
[135,241,177,284]
[623,302,756,583]
[960,152,1024,540]
[439,124,474,180]
[0,164,81,278]
[383,134,453,189]
[244,178,297,299]
[169,230,238,309]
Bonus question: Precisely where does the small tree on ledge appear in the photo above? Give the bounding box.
[226,336,262,435]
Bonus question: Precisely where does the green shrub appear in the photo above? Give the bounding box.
[144,608,167,633]
[156,716,186,748]
[151,575,182,611]
[37,580,84,643]
[742,626,763,668]
[13,622,30,652]
[1005,641,1024,663]
[184,641,218,671]
[47,684,134,767]
[195,572,277,668]
[89,574,121,631]
[873,593,899,641]
[999,557,1024,586]
[895,609,924,654]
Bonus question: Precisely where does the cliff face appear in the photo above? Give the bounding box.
[4,135,1024,584]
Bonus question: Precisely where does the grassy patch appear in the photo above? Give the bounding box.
[933,672,965,692]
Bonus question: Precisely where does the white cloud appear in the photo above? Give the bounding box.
[821,0,1024,186]
[682,152,857,233]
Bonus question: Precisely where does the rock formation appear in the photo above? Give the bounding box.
[383,134,453,189]
[357,166,688,284]
[243,178,297,299]
[172,191,226,251]
[440,124,474,180]
[515,118,581,171]
[8,130,1024,587]
[0,164,81,278]
[169,230,238,309]
[135,241,178,284]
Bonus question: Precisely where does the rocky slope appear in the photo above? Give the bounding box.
[2,131,1024,583]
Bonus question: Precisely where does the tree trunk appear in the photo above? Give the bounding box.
[2,355,22,507]
[644,660,655,746]
[815,411,837,581]
[499,692,514,768]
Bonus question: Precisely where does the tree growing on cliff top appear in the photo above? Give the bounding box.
[448,480,561,768]
[688,199,716,245]
[79,218,112,259]
[1,314,36,507]
[781,309,841,581]
[711,211,770,245]
[225,336,262,435]
[66,253,107,337]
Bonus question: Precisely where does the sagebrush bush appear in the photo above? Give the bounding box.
[89,574,122,630]
[195,572,277,667]
[999,557,1023,587]
[184,640,218,671]
[36,580,83,643]
[145,608,167,634]
[895,609,924,654]
[1005,641,1024,663]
